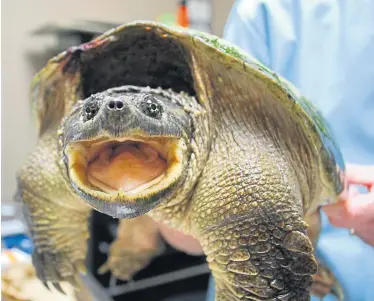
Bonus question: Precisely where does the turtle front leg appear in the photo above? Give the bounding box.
[190,143,318,300]
[98,215,164,280]
[16,184,91,291]
[199,211,317,301]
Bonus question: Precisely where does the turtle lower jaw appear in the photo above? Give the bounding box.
[64,135,187,212]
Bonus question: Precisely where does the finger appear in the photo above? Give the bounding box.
[345,193,374,224]
[338,185,364,202]
[353,221,374,246]
[323,201,352,227]
[323,194,374,247]
[323,194,374,228]
[345,164,374,186]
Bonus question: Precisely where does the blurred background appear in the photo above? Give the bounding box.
[1,1,234,301]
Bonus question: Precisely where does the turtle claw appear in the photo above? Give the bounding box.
[52,282,66,295]
[42,281,50,291]
[32,247,85,293]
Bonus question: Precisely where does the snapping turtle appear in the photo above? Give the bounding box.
[16,21,346,300]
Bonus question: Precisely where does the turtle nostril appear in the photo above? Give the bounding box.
[115,100,124,110]
[108,101,116,110]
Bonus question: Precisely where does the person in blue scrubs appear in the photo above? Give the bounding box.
[207,1,374,300]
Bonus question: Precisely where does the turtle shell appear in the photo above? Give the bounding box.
[31,21,345,210]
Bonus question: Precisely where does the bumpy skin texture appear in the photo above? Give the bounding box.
[16,21,346,300]
[16,129,91,291]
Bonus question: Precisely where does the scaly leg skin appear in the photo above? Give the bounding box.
[190,135,318,300]
[200,213,316,301]
[16,185,90,292]
[15,133,91,292]
[98,215,164,281]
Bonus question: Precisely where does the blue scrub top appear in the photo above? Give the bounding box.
[206,1,374,301]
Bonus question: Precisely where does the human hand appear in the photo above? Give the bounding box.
[323,164,374,246]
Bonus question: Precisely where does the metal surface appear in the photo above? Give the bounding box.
[81,273,115,301]
[108,263,210,297]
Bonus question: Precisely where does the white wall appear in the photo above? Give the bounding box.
[1,0,234,203]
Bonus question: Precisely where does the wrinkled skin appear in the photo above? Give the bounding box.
[16,22,345,300]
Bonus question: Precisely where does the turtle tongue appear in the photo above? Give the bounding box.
[87,142,167,193]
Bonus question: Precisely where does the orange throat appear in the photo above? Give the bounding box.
[65,136,186,200]
[87,141,167,193]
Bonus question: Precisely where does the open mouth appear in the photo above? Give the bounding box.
[65,136,186,200]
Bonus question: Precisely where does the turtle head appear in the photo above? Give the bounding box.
[60,86,202,218]
[53,23,213,219]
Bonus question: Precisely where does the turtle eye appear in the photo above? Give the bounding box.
[141,96,163,119]
[82,100,100,121]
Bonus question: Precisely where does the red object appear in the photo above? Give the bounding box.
[177,1,189,27]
